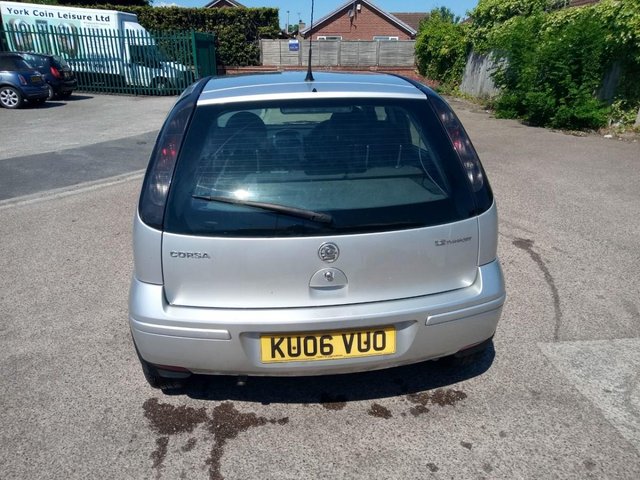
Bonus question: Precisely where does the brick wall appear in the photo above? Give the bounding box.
[305,3,412,41]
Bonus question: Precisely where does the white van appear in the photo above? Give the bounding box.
[0,1,191,90]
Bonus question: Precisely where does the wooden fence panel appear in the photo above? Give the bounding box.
[261,40,415,67]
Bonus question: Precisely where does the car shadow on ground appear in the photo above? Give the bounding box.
[165,344,496,404]
[31,94,94,109]
[29,101,65,109]
[63,94,93,101]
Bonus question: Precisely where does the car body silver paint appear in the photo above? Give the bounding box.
[161,218,478,309]
[130,260,504,376]
[199,71,419,95]
[197,91,425,106]
[132,211,163,285]
[478,201,499,266]
[197,71,425,106]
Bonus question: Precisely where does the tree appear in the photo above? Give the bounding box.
[415,7,469,88]
[431,6,460,24]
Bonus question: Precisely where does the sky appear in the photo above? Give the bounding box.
[158,1,480,29]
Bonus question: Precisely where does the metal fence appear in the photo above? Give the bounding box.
[1,25,216,95]
[261,39,416,68]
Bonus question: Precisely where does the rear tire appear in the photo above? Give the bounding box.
[136,347,190,391]
[445,337,494,367]
[153,77,172,95]
[0,86,23,109]
[46,83,56,100]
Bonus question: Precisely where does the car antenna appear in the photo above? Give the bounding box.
[305,0,315,82]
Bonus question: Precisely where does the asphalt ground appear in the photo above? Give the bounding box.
[0,93,175,203]
[0,94,639,479]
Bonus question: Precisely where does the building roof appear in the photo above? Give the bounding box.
[301,0,417,37]
[204,0,245,8]
[390,13,428,31]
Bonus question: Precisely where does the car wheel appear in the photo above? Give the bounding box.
[136,347,190,391]
[0,86,23,109]
[153,78,172,95]
[46,84,55,100]
[444,336,494,367]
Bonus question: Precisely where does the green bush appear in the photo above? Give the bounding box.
[470,0,551,51]
[486,1,640,130]
[415,8,469,89]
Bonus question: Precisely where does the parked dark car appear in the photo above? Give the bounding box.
[13,52,77,100]
[0,52,48,109]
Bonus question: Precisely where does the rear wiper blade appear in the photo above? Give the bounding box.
[192,195,333,224]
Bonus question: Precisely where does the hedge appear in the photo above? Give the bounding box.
[415,9,469,90]
[415,0,640,130]
[489,0,640,129]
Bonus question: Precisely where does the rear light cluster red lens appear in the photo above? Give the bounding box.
[138,90,199,229]
[148,135,180,204]
[430,96,485,192]
[18,74,27,86]
[50,66,62,79]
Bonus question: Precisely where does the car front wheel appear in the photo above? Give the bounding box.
[0,86,23,109]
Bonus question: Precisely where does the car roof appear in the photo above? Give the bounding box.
[15,52,50,57]
[197,71,429,105]
[1,52,50,59]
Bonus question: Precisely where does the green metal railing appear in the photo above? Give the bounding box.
[1,25,216,96]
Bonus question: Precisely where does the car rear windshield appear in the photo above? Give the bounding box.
[20,54,48,69]
[53,55,69,68]
[19,54,67,69]
[0,56,31,71]
[165,98,476,237]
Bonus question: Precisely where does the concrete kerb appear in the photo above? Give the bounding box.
[0,170,144,211]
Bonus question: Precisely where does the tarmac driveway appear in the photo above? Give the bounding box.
[0,93,175,202]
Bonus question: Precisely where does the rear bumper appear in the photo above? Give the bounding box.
[129,260,505,376]
[50,78,77,93]
[22,85,49,100]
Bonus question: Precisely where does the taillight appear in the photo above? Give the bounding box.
[18,74,27,85]
[430,95,485,192]
[138,85,201,229]
[50,66,62,79]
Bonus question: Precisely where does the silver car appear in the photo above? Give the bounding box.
[129,72,505,389]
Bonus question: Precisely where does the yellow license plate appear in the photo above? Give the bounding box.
[260,326,396,363]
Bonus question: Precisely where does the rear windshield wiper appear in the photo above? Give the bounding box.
[192,195,333,224]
